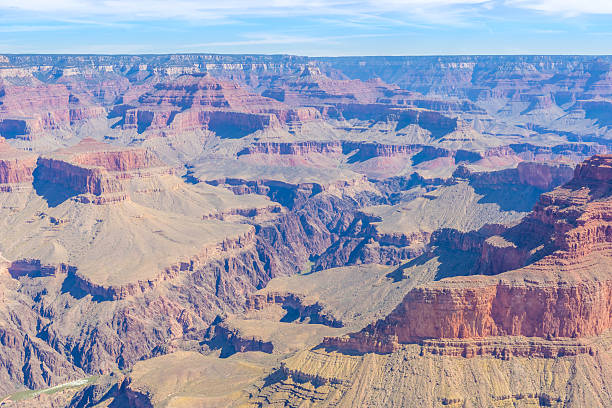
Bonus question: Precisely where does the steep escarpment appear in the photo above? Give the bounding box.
[113,73,319,136]
[324,155,612,354]
[456,161,574,190]
[0,138,37,187]
[34,138,168,198]
[313,163,569,272]
[0,82,104,139]
[0,172,383,395]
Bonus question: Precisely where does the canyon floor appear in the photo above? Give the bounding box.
[0,54,611,407]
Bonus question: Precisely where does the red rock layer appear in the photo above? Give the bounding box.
[36,138,168,197]
[0,138,37,185]
[419,337,598,359]
[116,73,320,134]
[0,83,104,139]
[263,66,394,106]
[324,155,612,354]
[329,103,458,139]
[457,161,575,190]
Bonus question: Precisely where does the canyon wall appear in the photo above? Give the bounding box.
[325,155,612,355]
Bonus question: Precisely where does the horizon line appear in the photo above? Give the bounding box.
[2,52,612,58]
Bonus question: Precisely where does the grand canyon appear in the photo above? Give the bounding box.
[0,54,611,407]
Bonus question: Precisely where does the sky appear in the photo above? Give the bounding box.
[1,1,612,55]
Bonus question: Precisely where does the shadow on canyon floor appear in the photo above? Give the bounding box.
[33,166,80,207]
[472,184,544,213]
[387,247,480,283]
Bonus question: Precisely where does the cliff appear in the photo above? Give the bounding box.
[115,73,319,135]
[0,83,105,139]
[456,161,575,190]
[35,138,168,198]
[324,155,612,354]
[0,138,37,186]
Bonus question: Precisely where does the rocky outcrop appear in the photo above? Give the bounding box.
[68,377,153,408]
[201,204,282,220]
[329,104,458,138]
[517,161,575,189]
[0,83,104,139]
[246,292,343,327]
[237,141,343,157]
[571,100,612,127]
[208,323,274,356]
[114,73,320,135]
[0,139,37,186]
[263,66,393,105]
[312,212,423,271]
[325,155,612,355]
[206,175,372,209]
[35,138,169,199]
[456,161,575,190]
[236,140,483,166]
[0,273,85,395]
[67,227,257,301]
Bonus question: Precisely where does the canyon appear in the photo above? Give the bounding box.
[0,54,610,407]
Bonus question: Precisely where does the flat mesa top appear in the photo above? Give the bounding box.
[45,138,166,171]
[0,138,36,159]
[51,138,148,161]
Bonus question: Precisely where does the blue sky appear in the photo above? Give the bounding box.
[1,1,612,55]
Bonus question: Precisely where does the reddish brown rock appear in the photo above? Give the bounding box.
[263,65,394,105]
[36,138,167,197]
[0,83,104,139]
[116,73,320,135]
[325,155,612,355]
[456,161,574,191]
[0,138,37,186]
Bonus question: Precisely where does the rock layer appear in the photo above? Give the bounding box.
[35,138,168,198]
[325,155,612,354]
[0,138,37,186]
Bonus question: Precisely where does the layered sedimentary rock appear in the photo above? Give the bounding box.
[0,82,105,139]
[456,161,575,190]
[262,65,395,105]
[3,54,612,404]
[35,138,167,199]
[114,73,319,135]
[0,138,37,187]
[324,155,612,354]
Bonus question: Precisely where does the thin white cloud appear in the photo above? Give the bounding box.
[0,0,492,24]
[0,24,74,32]
[189,32,390,48]
[508,0,612,16]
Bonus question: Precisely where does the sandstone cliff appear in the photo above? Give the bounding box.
[325,155,612,354]
[35,138,168,198]
[0,138,37,186]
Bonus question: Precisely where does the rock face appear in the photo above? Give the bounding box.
[114,73,319,135]
[0,138,37,186]
[457,161,575,190]
[325,155,612,354]
[0,82,104,139]
[35,138,167,198]
[262,65,395,105]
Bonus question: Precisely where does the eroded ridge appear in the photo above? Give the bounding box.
[0,138,37,189]
[324,155,612,355]
[35,138,169,203]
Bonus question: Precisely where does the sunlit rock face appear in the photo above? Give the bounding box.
[325,155,612,353]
